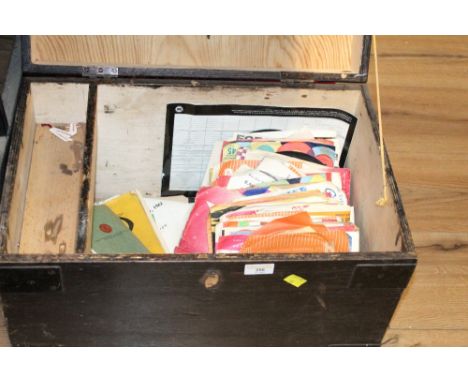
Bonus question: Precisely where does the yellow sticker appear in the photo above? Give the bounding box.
[283,274,307,288]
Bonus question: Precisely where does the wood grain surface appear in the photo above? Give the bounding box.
[367,36,468,346]
[5,94,35,254]
[18,123,86,254]
[30,36,364,73]
[1,36,467,346]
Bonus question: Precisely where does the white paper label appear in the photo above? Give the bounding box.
[244,263,275,276]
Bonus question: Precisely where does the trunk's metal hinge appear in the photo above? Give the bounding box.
[82,66,119,78]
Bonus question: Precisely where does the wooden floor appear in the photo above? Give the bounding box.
[370,36,468,346]
[1,36,467,346]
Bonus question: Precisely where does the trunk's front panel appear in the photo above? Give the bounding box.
[1,260,415,346]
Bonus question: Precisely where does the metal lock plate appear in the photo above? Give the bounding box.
[82,66,118,78]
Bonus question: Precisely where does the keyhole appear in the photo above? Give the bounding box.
[201,270,221,290]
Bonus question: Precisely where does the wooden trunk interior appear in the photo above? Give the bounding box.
[3,81,403,255]
[30,36,364,75]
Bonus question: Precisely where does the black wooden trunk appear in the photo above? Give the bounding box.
[0,36,417,346]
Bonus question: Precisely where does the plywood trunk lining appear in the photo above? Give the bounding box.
[95,84,362,199]
[30,36,364,74]
[347,95,401,252]
[5,93,36,253]
[18,122,86,254]
[30,82,89,124]
[4,81,403,254]
[4,83,89,254]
